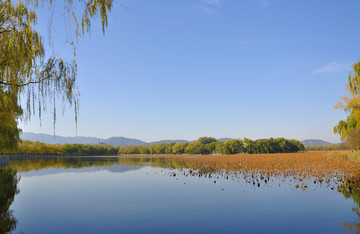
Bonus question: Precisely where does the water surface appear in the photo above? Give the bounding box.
[1,157,360,233]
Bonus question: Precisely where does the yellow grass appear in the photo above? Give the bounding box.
[111,151,360,179]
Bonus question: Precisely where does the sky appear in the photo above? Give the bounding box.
[20,0,360,143]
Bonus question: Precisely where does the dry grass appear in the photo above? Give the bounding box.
[106,154,203,158]
[109,151,360,179]
[327,151,360,162]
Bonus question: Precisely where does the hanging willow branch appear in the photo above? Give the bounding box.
[0,0,112,151]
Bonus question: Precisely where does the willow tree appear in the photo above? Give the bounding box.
[334,61,360,149]
[0,0,112,152]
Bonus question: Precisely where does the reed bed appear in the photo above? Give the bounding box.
[162,152,360,179]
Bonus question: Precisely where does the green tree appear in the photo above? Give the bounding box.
[172,142,186,154]
[0,0,112,151]
[214,141,224,154]
[243,138,255,154]
[222,139,244,154]
[154,143,167,154]
[204,141,217,154]
[198,137,217,145]
[166,142,176,154]
[0,89,22,153]
[334,61,360,148]
[138,145,150,154]
[185,142,203,155]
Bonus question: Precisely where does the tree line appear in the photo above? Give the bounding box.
[118,137,304,155]
[2,137,304,156]
[305,145,342,151]
[2,141,118,156]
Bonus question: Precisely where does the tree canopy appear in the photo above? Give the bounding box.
[334,61,360,149]
[0,0,112,151]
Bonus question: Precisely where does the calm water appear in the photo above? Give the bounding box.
[1,157,360,233]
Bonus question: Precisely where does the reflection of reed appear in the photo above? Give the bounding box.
[339,174,360,233]
[0,168,20,233]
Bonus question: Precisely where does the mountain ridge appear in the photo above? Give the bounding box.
[20,132,192,146]
[20,132,339,147]
[301,139,339,147]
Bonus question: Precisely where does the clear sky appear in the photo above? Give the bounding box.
[20,0,360,143]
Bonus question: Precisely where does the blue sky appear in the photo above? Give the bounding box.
[20,0,360,143]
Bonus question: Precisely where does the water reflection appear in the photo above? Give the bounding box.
[339,175,360,233]
[0,168,20,233]
[2,157,360,233]
[6,157,169,172]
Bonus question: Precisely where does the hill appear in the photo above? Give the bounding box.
[20,132,101,145]
[150,140,190,144]
[20,132,192,146]
[22,133,334,147]
[103,137,147,146]
[301,139,337,147]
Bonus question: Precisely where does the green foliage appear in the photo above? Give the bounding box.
[0,88,22,153]
[172,143,187,155]
[4,140,118,156]
[198,137,217,145]
[2,137,304,156]
[115,137,304,155]
[204,142,217,154]
[185,142,204,155]
[221,139,244,154]
[0,0,112,151]
[334,61,360,149]
[305,145,340,151]
[123,137,305,155]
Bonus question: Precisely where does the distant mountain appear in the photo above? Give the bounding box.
[24,132,313,147]
[150,140,190,145]
[20,132,192,146]
[301,139,338,147]
[21,132,101,145]
[217,138,233,142]
[103,137,147,146]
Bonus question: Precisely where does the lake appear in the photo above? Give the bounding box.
[1,157,360,233]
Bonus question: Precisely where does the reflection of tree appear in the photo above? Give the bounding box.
[338,175,360,233]
[0,168,20,233]
[7,157,169,172]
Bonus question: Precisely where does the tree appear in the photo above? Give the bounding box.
[0,0,112,151]
[172,142,186,154]
[204,141,217,154]
[243,138,255,154]
[334,61,360,148]
[0,88,22,153]
[166,142,176,154]
[222,139,244,154]
[185,142,203,155]
[198,137,217,145]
